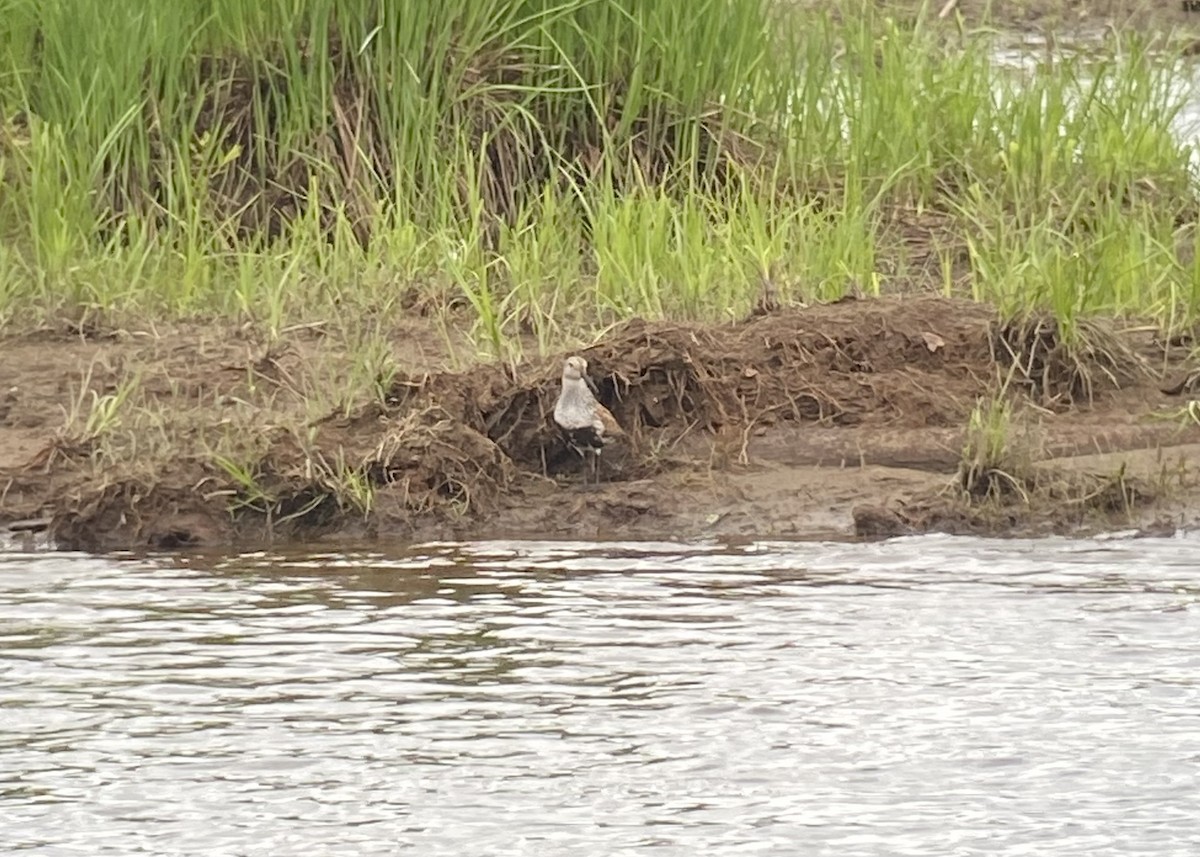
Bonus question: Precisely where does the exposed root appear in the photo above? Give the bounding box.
[366,408,518,518]
[1161,366,1200,396]
[991,314,1153,406]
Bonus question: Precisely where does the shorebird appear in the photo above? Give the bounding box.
[553,355,624,483]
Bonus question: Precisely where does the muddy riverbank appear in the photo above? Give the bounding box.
[5,1,1200,552]
[3,295,1199,550]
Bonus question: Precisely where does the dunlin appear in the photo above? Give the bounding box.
[553,355,624,483]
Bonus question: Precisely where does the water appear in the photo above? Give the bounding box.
[2,534,1200,856]
[989,32,1200,157]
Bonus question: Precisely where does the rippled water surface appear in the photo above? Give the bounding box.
[3,534,1200,856]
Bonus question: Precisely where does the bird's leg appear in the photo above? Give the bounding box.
[577,447,589,486]
[566,438,587,485]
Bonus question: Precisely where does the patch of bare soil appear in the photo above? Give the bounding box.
[3,294,1200,551]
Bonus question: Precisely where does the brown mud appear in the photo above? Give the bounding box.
[3,294,1200,551]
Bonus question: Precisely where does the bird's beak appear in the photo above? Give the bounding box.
[585,374,600,396]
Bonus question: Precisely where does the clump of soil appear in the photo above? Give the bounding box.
[362,408,521,519]
[394,295,997,477]
[854,383,1165,540]
[853,463,1153,539]
[52,483,230,554]
[990,314,1153,406]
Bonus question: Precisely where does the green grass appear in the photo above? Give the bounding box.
[959,395,1031,502]
[1,0,1198,351]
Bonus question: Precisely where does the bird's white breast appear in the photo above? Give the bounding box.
[554,379,601,431]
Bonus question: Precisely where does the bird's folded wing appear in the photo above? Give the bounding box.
[596,405,624,438]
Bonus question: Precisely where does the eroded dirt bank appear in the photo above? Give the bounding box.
[3,295,1200,551]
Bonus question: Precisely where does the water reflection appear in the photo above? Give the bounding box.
[1,534,1199,856]
[988,31,1200,159]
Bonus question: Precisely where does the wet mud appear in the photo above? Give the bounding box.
[3,295,1200,551]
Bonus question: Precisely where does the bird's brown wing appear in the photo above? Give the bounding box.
[596,404,624,438]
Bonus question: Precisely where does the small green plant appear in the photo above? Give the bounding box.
[212,453,276,515]
[1178,399,1200,427]
[959,395,1031,502]
[58,367,141,450]
[314,448,374,519]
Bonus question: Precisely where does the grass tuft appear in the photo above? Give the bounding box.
[0,1,1197,349]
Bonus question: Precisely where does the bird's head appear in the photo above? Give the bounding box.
[562,355,589,382]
